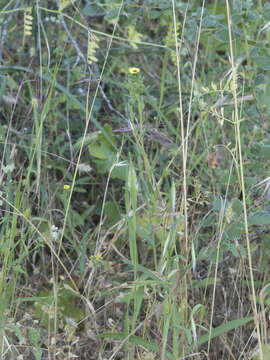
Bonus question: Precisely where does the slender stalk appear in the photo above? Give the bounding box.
[225,1,263,359]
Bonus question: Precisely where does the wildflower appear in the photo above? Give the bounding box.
[89,253,102,265]
[63,184,70,190]
[51,224,59,241]
[95,253,102,260]
[129,67,140,74]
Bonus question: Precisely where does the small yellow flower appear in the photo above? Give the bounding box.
[95,253,102,260]
[89,253,102,262]
[63,184,70,190]
[129,67,140,74]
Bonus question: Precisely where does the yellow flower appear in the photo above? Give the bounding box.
[129,67,140,74]
[89,253,102,262]
[96,253,102,260]
[63,184,70,190]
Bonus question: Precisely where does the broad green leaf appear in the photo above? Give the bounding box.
[111,162,129,181]
[105,8,120,22]
[89,142,112,159]
[225,221,245,239]
[82,3,102,16]
[89,124,116,160]
[248,211,270,225]
[251,56,270,71]
[215,28,229,42]
[202,15,223,28]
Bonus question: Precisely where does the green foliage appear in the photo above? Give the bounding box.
[2,0,270,358]
[248,211,270,225]
[104,200,121,225]
[88,123,128,180]
[34,282,84,330]
[127,25,143,49]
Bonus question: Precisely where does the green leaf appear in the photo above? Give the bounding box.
[232,198,243,216]
[213,198,223,211]
[251,56,270,71]
[111,162,129,181]
[225,221,245,239]
[202,213,215,227]
[149,10,161,19]
[82,3,103,16]
[202,15,223,28]
[262,233,270,252]
[229,240,246,258]
[215,28,229,42]
[34,282,84,329]
[184,317,253,355]
[89,124,116,160]
[258,143,270,157]
[123,260,164,282]
[95,155,117,174]
[90,142,112,159]
[104,200,121,225]
[246,9,260,22]
[248,211,270,225]
[105,8,120,22]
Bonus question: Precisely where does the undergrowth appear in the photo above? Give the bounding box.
[1,0,270,359]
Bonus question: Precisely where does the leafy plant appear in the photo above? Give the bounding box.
[34,282,84,330]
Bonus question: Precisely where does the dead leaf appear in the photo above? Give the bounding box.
[207,152,218,169]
